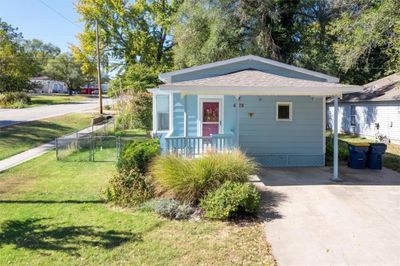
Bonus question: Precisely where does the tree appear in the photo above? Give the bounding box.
[108,63,161,97]
[0,19,36,93]
[24,39,61,76]
[44,53,84,95]
[73,0,181,68]
[172,0,242,68]
[74,0,182,130]
[331,0,400,84]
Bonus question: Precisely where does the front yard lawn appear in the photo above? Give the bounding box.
[0,152,275,265]
[0,113,94,160]
[29,95,90,107]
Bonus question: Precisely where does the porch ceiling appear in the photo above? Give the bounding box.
[156,70,362,96]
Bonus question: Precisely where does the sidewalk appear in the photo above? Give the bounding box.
[0,124,105,172]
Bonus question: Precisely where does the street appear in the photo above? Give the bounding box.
[0,98,111,128]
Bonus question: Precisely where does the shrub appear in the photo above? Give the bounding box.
[0,92,31,108]
[117,138,160,174]
[114,90,152,133]
[150,150,257,204]
[105,169,153,206]
[140,199,194,220]
[200,181,260,220]
[325,137,349,163]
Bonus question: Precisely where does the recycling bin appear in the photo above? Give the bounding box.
[367,143,387,169]
[348,143,369,169]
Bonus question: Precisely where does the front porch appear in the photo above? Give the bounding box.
[164,133,235,157]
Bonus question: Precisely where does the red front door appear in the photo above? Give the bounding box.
[202,102,220,136]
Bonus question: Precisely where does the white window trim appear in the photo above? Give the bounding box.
[350,105,356,127]
[276,102,293,121]
[197,95,224,136]
[153,92,173,134]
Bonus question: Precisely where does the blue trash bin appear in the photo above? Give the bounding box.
[348,143,369,169]
[367,143,387,169]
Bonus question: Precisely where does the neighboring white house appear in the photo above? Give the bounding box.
[30,76,68,94]
[327,74,400,144]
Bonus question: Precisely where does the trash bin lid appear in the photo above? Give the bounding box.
[348,142,370,147]
[369,143,387,147]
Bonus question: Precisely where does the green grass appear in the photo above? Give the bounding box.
[326,131,400,172]
[0,113,95,160]
[0,95,90,109]
[29,95,89,107]
[0,152,275,265]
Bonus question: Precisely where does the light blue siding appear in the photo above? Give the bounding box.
[187,95,198,136]
[223,95,237,135]
[172,93,184,136]
[164,94,325,166]
[237,96,324,166]
[171,60,327,83]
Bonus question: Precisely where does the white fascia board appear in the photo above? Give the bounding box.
[157,85,362,96]
[159,55,340,83]
[147,88,178,94]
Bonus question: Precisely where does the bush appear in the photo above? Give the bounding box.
[140,199,194,220]
[117,138,160,174]
[150,150,257,204]
[105,169,153,206]
[200,181,260,220]
[325,137,349,163]
[0,92,31,108]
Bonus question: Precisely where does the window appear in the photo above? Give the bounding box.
[276,102,292,121]
[156,95,170,131]
[350,105,356,126]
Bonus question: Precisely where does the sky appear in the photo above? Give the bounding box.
[0,0,82,52]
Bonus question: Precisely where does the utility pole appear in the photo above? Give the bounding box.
[95,20,103,114]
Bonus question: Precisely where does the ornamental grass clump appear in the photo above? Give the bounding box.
[150,150,257,204]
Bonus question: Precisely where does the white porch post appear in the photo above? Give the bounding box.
[183,94,188,137]
[235,95,240,147]
[331,95,341,181]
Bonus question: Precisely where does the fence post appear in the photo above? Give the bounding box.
[89,135,93,162]
[116,136,121,159]
[55,138,59,160]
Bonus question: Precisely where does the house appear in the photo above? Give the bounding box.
[327,74,400,144]
[30,76,68,94]
[149,55,362,180]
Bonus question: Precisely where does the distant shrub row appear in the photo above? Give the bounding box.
[0,92,31,108]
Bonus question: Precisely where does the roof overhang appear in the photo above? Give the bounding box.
[150,84,362,97]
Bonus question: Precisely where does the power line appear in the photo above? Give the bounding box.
[37,0,82,30]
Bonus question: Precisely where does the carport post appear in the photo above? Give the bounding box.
[235,95,240,147]
[331,95,341,182]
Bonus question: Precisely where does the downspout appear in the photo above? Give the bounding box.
[184,94,188,137]
[235,95,240,147]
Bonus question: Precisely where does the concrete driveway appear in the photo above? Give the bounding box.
[253,166,400,266]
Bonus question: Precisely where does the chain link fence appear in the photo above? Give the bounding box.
[55,117,137,162]
[55,135,136,162]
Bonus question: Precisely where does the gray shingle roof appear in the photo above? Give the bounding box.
[160,69,357,90]
[338,74,400,102]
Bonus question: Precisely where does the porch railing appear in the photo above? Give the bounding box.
[165,133,235,157]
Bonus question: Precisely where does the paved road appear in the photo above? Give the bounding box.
[0,98,112,128]
[253,166,400,266]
